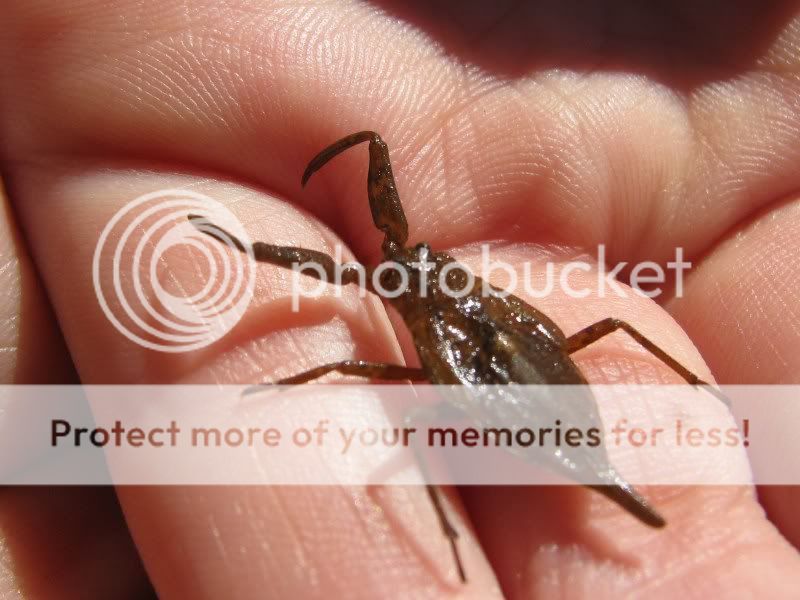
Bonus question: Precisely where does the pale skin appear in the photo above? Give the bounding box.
[1,1,800,598]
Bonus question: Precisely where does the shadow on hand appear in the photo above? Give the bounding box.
[371,0,797,88]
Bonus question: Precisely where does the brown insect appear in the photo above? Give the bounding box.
[191,131,725,583]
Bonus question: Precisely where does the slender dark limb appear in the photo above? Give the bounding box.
[588,484,665,528]
[243,360,424,394]
[404,405,466,583]
[566,317,729,405]
[188,215,367,286]
[301,131,408,254]
[424,485,465,583]
[273,360,426,385]
[255,359,465,581]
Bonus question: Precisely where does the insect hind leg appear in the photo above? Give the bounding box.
[566,317,729,405]
[404,404,467,583]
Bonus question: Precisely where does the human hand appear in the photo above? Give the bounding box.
[2,1,800,597]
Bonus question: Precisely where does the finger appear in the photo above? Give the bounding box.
[0,487,156,600]
[0,179,73,383]
[8,164,502,598]
[667,196,800,548]
[0,182,153,599]
[3,0,800,266]
[446,245,800,598]
[5,0,800,594]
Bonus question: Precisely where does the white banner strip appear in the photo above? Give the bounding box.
[0,385,794,485]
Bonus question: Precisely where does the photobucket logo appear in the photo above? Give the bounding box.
[288,243,691,309]
[92,190,255,352]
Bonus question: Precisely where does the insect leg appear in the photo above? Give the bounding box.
[244,362,425,396]
[566,318,729,404]
[274,361,426,385]
[404,404,466,583]
[301,131,409,254]
[188,215,366,285]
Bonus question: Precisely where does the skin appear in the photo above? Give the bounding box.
[1,0,800,598]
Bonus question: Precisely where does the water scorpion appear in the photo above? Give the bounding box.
[191,131,726,583]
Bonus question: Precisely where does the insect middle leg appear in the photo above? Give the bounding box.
[566,317,728,404]
[274,361,426,384]
[240,362,426,396]
[260,362,466,580]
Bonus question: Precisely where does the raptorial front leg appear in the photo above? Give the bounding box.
[301,131,409,254]
[188,215,366,285]
[566,317,729,404]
